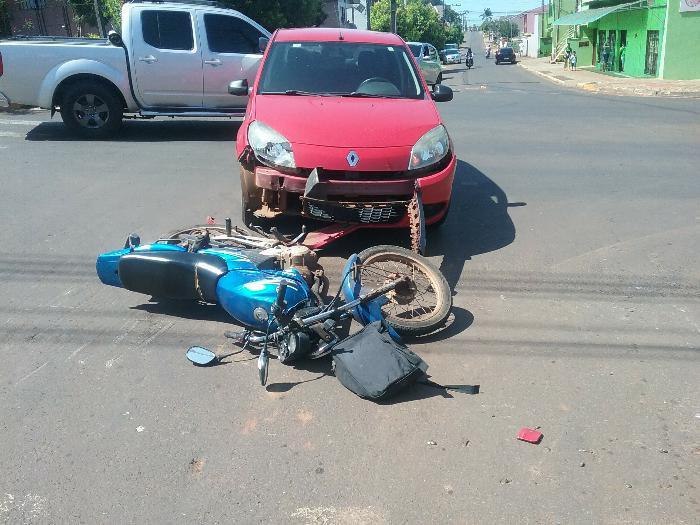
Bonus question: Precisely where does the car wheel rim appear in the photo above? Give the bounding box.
[72,94,109,129]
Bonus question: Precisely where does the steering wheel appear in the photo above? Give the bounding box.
[356,77,400,96]
[359,76,393,86]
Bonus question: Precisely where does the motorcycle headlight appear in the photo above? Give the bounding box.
[247,120,296,169]
[408,125,450,170]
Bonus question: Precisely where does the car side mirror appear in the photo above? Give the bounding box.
[228,79,249,96]
[108,31,123,48]
[258,37,269,54]
[431,84,453,102]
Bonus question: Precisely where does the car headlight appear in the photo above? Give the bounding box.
[247,120,296,169]
[408,125,450,170]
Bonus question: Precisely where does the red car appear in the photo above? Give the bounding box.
[233,28,456,234]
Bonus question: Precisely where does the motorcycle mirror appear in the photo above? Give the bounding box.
[186,346,218,366]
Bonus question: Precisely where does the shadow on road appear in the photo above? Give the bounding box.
[25,119,241,142]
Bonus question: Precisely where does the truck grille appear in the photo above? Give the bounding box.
[302,198,408,224]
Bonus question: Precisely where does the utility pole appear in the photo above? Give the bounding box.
[93,0,105,38]
[390,0,397,33]
[367,0,372,30]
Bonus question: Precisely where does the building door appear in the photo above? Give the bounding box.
[607,30,617,71]
[597,30,605,64]
[644,30,659,76]
[619,30,627,71]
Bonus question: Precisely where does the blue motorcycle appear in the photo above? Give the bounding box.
[97,223,451,384]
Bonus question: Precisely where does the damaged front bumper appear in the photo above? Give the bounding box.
[244,154,456,228]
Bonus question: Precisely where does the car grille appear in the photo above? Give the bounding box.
[302,198,408,224]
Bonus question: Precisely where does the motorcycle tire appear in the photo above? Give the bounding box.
[357,245,452,337]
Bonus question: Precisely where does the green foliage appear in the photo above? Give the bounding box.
[480,8,493,21]
[0,0,11,37]
[68,0,122,33]
[220,0,325,31]
[481,18,519,38]
[370,0,463,50]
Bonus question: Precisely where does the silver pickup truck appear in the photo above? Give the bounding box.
[0,0,270,137]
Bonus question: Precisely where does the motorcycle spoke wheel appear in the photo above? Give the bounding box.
[357,246,451,336]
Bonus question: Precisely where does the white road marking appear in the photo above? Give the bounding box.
[0,119,44,126]
[0,131,23,138]
[16,361,49,385]
[68,342,90,360]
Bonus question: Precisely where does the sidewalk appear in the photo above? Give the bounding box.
[518,56,700,98]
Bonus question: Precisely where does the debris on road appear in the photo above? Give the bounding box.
[427,440,438,446]
[136,426,145,432]
[517,427,543,444]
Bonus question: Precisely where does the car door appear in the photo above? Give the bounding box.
[420,44,436,84]
[198,11,268,109]
[427,45,441,83]
[130,7,203,108]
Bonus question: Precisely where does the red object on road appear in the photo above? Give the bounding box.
[517,428,543,444]
[206,216,216,225]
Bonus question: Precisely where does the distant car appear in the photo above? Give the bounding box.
[443,49,461,65]
[495,47,517,64]
[439,43,458,62]
[444,43,458,50]
[407,41,443,85]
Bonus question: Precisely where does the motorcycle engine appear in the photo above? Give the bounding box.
[279,245,322,287]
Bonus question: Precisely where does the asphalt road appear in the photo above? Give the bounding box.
[1,32,699,524]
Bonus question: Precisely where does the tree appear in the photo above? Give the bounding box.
[221,0,325,31]
[67,0,123,33]
[371,0,457,50]
[0,0,11,37]
[480,8,493,21]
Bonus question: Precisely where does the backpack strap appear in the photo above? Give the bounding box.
[418,378,480,395]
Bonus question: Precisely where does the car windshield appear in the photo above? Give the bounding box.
[445,50,459,55]
[501,48,514,54]
[408,43,422,57]
[445,44,457,49]
[258,42,425,99]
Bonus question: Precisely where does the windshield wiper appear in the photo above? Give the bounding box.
[343,92,396,98]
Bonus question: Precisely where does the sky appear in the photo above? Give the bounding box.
[444,0,544,25]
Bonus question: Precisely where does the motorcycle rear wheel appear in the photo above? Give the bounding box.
[357,245,452,337]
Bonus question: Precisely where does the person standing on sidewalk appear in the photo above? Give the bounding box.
[601,45,610,72]
[570,51,577,71]
[564,43,572,70]
[620,44,626,72]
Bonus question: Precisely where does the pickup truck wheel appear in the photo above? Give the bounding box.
[60,82,123,138]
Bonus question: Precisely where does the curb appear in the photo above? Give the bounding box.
[518,63,566,85]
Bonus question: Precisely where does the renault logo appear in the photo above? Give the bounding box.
[346,151,360,167]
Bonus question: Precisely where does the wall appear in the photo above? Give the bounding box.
[660,1,700,79]
[591,5,666,77]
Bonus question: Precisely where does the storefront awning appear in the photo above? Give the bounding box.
[553,1,639,25]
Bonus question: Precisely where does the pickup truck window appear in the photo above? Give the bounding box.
[141,10,193,51]
[203,14,263,54]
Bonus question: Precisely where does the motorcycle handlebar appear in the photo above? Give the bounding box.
[275,279,288,310]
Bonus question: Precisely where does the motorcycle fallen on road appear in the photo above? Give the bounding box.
[96,223,452,385]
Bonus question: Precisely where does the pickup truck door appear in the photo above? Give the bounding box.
[197,11,267,109]
[129,7,203,107]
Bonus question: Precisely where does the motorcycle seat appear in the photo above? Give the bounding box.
[118,251,228,303]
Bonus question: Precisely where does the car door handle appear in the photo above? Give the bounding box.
[204,58,222,66]
[138,55,158,63]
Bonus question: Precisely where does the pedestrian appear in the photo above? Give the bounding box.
[601,45,610,72]
[570,50,577,71]
[564,43,572,70]
[620,43,626,72]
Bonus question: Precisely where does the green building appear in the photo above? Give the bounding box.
[553,0,700,79]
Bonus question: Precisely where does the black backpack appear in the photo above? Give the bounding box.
[331,321,428,401]
[332,321,480,402]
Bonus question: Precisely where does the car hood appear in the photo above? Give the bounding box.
[251,95,440,148]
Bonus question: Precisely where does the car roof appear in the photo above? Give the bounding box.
[275,28,404,45]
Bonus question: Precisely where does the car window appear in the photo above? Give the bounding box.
[141,10,193,51]
[408,44,421,58]
[258,42,424,99]
[429,46,438,60]
[204,14,264,54]
[423,45,430,57]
